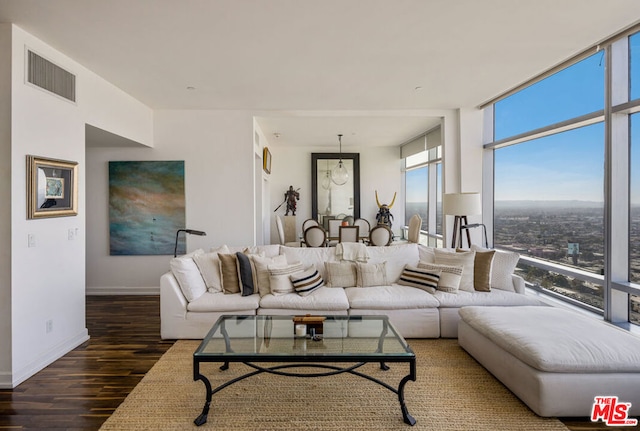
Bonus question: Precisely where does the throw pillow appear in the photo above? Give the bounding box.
[324,261,357,287]
[192,245,230,293]
[356,261,388,287]
[397,265,440,294]
[218,253,241,294]
[418,262,463,293]
[169,249,207,302]
[471,245,519,292]
[472,249,495,292]
[268,262,305,295]
[235,252,256,296]
[251,254,288,296]
[290,266,324,296]
[434,249,475,292]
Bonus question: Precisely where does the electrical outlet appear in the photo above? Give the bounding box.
[46,320,53,334]
[28,234,36,247]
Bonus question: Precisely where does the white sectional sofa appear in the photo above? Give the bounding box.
[458,306,640,417]
[160,242,544,339]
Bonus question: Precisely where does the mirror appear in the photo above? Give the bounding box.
[311,153,360,229]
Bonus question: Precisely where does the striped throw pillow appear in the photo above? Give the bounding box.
[397,265,440,294]
[290,267,324,297]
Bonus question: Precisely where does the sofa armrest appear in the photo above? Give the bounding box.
[511,274,526,294]
[160,271,188,338]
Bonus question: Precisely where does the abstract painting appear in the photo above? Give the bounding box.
[109,161,186,255]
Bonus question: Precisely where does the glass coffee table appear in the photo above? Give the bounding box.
[193,315,416,426]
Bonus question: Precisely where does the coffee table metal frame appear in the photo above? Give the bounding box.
[193,315,416,426]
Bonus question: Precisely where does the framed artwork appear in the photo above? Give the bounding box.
[27,155,78,219]
[263,147,272,174]
[109,160,186,256]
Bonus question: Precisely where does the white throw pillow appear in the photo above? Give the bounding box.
[268,262,305,296]
[324,261,357,287]
[433,249,475,292]
[418,262,463,293]
[251,254,288,296]
[471,245,519,292]
[192,245,230,293]
[169,249,207,302]
[356,262,388,287]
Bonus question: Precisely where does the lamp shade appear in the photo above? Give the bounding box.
[443,193,481,216]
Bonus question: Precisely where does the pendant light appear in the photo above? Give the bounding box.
[331,134,349,186]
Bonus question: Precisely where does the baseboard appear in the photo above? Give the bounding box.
[1,329,89,389]
[86,286,160,295]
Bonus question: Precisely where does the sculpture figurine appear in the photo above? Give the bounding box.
[375,190,396,228]
[285,186,300,216]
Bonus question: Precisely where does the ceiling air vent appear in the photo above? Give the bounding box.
[27,50,76,103]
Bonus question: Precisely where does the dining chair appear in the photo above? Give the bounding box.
[353,218,370,239]
[408,214,422,243]
[368,225,393,246]
[338,225,360,243]
[276,215,299,247]
[303,225,328,247]
[342,215,354,226]
[302,218,319,233]
[328,219,342,240]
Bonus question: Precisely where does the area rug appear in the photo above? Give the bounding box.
[99,339,568,431]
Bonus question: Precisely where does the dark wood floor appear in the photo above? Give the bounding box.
[0,295,637,430]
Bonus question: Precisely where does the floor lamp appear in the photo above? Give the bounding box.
[174,229,207,257]
[443,193,481,248]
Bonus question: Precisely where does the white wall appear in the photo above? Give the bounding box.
[0,23,12,382]
[2,25,153,388]
[267,143,404,243]
[86,110,256,292]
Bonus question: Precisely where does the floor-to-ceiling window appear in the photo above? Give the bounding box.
[403,128,442,246]
[486,28,640,325]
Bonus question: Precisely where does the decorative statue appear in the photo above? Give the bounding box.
[284,185,300,216]
[375,190,396,228]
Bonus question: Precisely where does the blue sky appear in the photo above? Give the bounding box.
[494,40,640,203]
[406,34,640,204]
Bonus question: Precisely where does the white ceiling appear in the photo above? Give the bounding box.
[2,0,640,147]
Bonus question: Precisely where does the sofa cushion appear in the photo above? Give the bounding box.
[218,253,241,294]
[187,291,260,312]
[169,249,207,302]
[471,245,519,292]
[259,286,349,311]
[434,289,544,308]
[268,262,305,295]
[356,262,388,287]
[434,249,475,292]
[397,265,439,294]
[192,245,229,293]
[251,254,288,296]
[235,252,257,296]
[418,262,462,293]
[472,249,495,292]
[324,261,357,287]
[290,266,324,296]
[280,246,337,280]
[418,244,436,264]
[367,243,420,282]
[345,284,440,310]
[459,306,640,373]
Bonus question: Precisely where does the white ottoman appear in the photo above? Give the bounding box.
[458,306,640,417]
